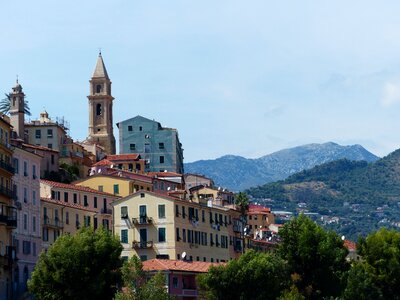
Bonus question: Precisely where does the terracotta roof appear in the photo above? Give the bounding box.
[93,159,114,167]
[106,170,153,183]
[343,240,357,251]
[249,204,271,213]
[41,197,97,213]
[142,259,224,273]
[22,143,59,153]
[148,171,182,177]
[40,179,117,197]
[106,154,141,161]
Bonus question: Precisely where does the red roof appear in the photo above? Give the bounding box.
[22,143,59,153]
[106,154,140,161]
[148,171,182,177]
[106,170,153,183]
[249,204,271,213]
[93,159,114,167]
[40,179,117,197]
[142,259,224,273]
[343,240,357,251]
[41,197,97,213]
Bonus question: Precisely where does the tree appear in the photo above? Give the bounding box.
[28,227,123,300]
[343,228,400,299]
[114,256,170,300]
[197,250,290,300]
[235,192,249,217]
[278,214,349,299]
[0,93,31,115]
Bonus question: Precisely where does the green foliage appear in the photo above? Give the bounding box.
[235,192,249,214]
[197,250,290,300]
[0,92,31,115]
[278,215,349,299]
[114,256,170,300]
[343,228,400,299]
[28,227,123,300]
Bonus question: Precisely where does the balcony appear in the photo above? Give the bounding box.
[0,160,14,174]
[6,207,17,228]
[101,208,112,215]
[132,240,153,249]
[132,216,153,225]
[182,289,199,297]
[0,185,13,198]
[43,216,64,229]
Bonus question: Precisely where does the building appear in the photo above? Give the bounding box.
[117,116,184,174]
[143,259,223,299]
[11,147,41,297]
[112,191,243,263]
[85,52,116,155]
[184,174,214,192]
[20,143,59,179]
[189,185,235,207]
[246,204,275,237]
[0,115,17,300]
[91,154,146,175]
[40,180,119,243]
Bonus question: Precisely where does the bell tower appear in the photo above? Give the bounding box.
[9,79,25,140]
[87,52,116,154]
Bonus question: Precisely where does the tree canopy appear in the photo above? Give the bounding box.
[0,93,31,115]
[28,227,123,300]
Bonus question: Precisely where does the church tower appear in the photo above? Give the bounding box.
[9,79,25,140]
[87,52,116,154]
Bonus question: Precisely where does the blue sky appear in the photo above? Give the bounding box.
[2,1,400,162]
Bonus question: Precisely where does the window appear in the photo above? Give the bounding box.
[96,103,102,116]
[94,217,98,230]
[64,192,68,202]
[121,206,128,218]
[23,214,27,230]
[83,195,88,207]
[98,185,103,192]
[175,205,179,217]
[140,255,147,261]
[35,129,41,139]
[24,188,27,203]
[159,156,164,164]
[182,229,186,242]
[129,144,136,150]
[23,241,31,255]
[128,125,133,132]
[158,205,165,219]
[96,84,102,93]
[182,206,186,218]
[33,242,36,256]
[48,144,53,149]
[32,216,36,233]
[13,158,19,174]
[159,143,165,149]
[176,228,180,241]
[158,228,166,242]
[47,129,53,138]
[121,229,128,243]
[94,197,97,208]
[32,165,37,179]
[32,190,36,205]
[139,126,143,131]
[43,228,48,241]
[202,210,205,222]
[73,193,77,204]
[84,216,91,227]
[66,212,69,225]
[173,277,178,288]
[23,161,28,176]
[51,154,55,165]
[144,143,150,153]
[113,184,119,195]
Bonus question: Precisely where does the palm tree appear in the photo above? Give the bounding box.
[235,192,249,253]
[0,93,31,116]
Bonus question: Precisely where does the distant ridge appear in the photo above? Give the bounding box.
[184,142,379,191]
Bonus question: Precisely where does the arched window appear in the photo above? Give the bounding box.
[96,85,102,93]
[96,103,102,116]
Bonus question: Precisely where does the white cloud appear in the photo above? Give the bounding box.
[381,81,400,107]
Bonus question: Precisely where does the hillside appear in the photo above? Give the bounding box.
[184,142,379,191]
[246,149,400,239]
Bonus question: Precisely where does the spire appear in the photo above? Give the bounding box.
[92,52,109,79]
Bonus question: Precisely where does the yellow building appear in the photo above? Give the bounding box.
[190,185,235,206]
[112,191,243,263]
[0,115,16,299]
[75,173,153,197]
[40,197,96,251]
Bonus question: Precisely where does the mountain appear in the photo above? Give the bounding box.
[246,149,400,239]
[184,142,379,191]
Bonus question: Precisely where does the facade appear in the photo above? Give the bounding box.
[91,154,146,175]
[60,141,93,178]
[143,259,223,299]
[20,143,59,178]
[189,185,235,207]
[0,115,17,300]
[86,53,116,155]
[112,191,243,263]
[246,204,275,237]
[40,180,119,244]
[117,116,184,174]
[11,147,41,297]
[184,174,214,192]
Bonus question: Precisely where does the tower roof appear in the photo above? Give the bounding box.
[92,53,109,79]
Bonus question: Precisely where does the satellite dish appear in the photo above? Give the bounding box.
[182,252,187,260]
[98,169,102,173]
[167,187,171,191]
[341,235,345,241]
[218,187,221,191]
[110,164,114,168]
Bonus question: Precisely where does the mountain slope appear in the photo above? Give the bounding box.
[246,149,400,239]
[184,142,379,191]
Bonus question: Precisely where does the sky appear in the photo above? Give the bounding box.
[2,1,400,162]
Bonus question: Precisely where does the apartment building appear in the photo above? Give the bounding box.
[11,147,41,297]
[112,191,243,263]
[91,154,146,174]
[0,115,16,300]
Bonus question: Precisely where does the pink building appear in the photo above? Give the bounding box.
[12,147,41,296]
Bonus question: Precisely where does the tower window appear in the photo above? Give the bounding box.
[96,85,102,93]
[96,103,102,116]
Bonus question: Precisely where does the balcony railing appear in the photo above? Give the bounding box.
[43,216,64,228]
[0,185,13,198]
[132,216,153,225]
[0,206,17,228]
[0,160,14,174]
[132,240,153,249]
[101,208,112,215]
